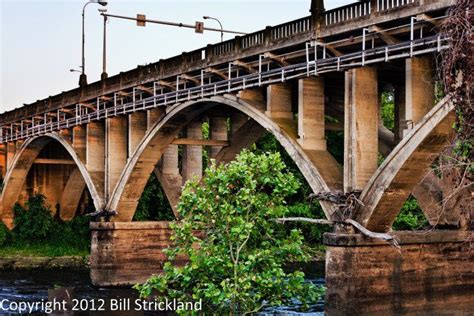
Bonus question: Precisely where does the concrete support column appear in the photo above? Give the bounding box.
[344,67,378,192]
[182,120,202,183]
[33,163,66,214]
[0,143,6,178]
[210,116,228,158]
[106,117,128,199]
[147,108,165,130]
[266,83,293,119]
[59,128,72,143]
[297,77,326,151]
[128,112,147,157]
[162,145,180,176]
[238,88,265,112]
[59,167,86,221]
[86,122,105,203]
[73,125,87,164]
[230,112,248,137]
[157,144,182,214]
[398,56,434,138]
[6,142,16,170]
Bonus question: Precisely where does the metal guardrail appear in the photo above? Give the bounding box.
[0,35,448,143]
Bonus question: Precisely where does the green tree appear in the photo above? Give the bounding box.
[136,150,324,314]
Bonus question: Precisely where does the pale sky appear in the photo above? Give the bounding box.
[0,0,351,113]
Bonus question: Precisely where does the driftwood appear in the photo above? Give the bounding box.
[274,217,399,247]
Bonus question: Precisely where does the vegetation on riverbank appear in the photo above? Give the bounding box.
[0,195,90,257]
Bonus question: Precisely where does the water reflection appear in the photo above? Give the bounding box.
[0,264,325,315]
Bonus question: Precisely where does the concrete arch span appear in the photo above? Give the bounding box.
[108,95,337,221]
[0,133,103,228]
[354,96,456,232]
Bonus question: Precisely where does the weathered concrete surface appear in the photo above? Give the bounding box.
[128,112,147,157]
[106,117,128,199]
[324,231,474,315]
[344,67,378,192]
[297,77,326,151]
[90,221,186,286]
[182,119,203,183]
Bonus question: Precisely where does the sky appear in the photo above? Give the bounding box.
[0,0,352,113]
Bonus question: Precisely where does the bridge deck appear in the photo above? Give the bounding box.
[0,0,452,141]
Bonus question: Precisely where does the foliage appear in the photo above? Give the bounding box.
[134,173,175,221]
[13,194,54,241]
[4,194,90,256]
[136,151,324,314]
[381,91,395,131]
[0,221,10,246]
[392,196,429,231]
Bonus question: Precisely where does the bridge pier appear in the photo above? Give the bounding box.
[90,221,185,287]
[324,231,474,315]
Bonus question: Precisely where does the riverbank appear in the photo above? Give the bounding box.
[0,255,88,270]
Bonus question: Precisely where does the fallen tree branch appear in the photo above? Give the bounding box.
[273,217,399,248]
[344,219,399,248]
[273,217,334,225]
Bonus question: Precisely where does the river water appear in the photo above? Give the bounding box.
[0,264,325,315]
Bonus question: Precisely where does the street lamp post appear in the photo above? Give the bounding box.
[203,16,223,42]
[79,0,107,87]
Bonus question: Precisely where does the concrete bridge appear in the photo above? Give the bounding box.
[1,0,472,313]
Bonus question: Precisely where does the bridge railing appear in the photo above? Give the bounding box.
[376,0,418,12]
[324,1,371,26]
[271,16,312,41]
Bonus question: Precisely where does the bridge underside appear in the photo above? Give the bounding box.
[0,0,472,312]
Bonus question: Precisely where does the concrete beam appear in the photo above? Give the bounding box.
[34,158,76,165]
[344,67,379,192]
[171,138,229,147]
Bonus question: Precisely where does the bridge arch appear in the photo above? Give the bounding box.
[0,133,103,227]
[354,96,455,232]
[108,95,334,221]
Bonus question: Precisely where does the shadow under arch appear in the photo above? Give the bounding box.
[0,133,103,228]
[108,95,335,222]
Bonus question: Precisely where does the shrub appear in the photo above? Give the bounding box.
[136,150,324,314]
[13,194,55,241]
